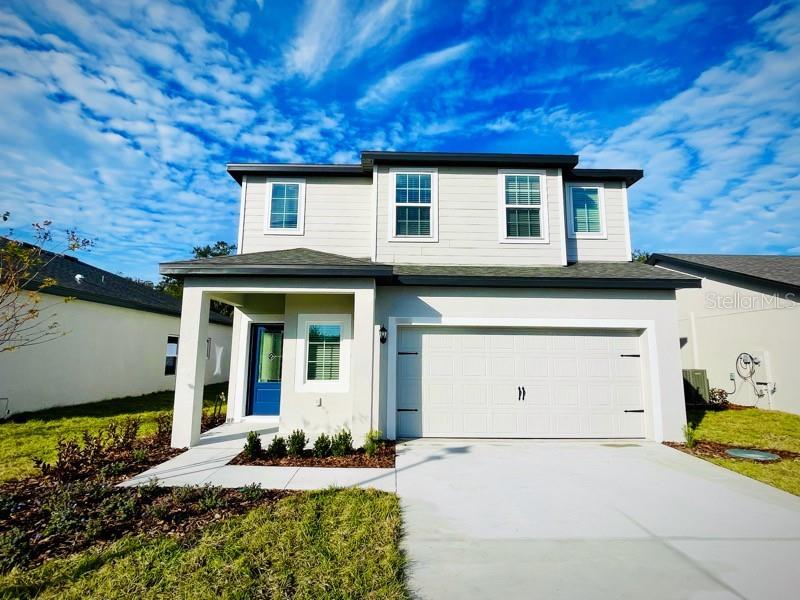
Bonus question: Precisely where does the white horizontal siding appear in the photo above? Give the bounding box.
[376,167,565,266]
[241,175,373,258]
[566,182,630,262]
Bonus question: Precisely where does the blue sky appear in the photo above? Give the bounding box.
[1,0,798,280]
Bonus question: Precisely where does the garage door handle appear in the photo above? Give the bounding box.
[624,409,644,413]
[517,386,522,401]
[620,354,640,358]
[397,408,418,412]
[522,386,526,401]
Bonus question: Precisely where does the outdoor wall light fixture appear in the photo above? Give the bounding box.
[379,325,388,344]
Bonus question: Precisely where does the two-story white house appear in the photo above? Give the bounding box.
[162,151,699,448]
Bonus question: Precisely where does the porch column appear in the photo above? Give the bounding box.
[352,282,377,440]
[171,286,210,448]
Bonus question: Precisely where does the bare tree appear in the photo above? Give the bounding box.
[0,214,93,352]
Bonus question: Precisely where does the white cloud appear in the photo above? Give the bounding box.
[285,0,421,82]
[579,1,800,254]
[584,60,680,84]
[356,41,475,110]
[0,10,35,38]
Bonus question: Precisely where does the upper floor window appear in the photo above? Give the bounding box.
[567,184,606,239]
[265,179,305,235]
[498,170,549,243]
[389,169,438,242]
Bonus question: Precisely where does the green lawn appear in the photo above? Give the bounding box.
[0,383,227,483]
[687,406,800,495]
[0,488,407,600]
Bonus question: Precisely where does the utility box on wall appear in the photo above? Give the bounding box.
[683,369,710,405]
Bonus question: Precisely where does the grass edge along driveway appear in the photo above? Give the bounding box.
[0,487,408,600]
[687,405,800,496]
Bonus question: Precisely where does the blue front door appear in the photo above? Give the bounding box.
[248,324,283,416]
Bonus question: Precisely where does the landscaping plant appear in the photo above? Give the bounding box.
[683,423,698,448]
[708,387,730,408]
[313,433,332,458]
[364,429,383,458]
[331,429,354,457]
[267,436,287,459]
[287,429,308,457]
[243,431,262,459]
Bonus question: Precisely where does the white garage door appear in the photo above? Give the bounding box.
[396,327,646,438]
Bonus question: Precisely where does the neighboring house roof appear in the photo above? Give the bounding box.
[3,239,232,324]
[227,150,642,186]
[648,253,800,295]
[161,248,700,290]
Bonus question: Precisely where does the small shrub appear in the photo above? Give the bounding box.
[709,387,729,408]
[267,436,287,459]
[0,492,14,520]
[684,423,698,448]
[43,490,81,537]
[84,518,103,540]
[0,528,30,574]
[132,448,148,462]
[147,501,171,521]
[99,493,137,521]
[364,429,383,458]
[287,429,308,457]
[313,433,332,458]
[106,417,141,451]
[240,483,265,501]
[199,485,226,511]
[243,431,262,459]
[331,429,354,457]
[99,461,127,477]
[154,412,172,444]
[172,485,200,503]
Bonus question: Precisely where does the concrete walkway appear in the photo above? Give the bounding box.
[396,439,800,600]
[121,421,395,492]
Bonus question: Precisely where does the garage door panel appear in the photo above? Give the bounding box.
[397,326,645,439]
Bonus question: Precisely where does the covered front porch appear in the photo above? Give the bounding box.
[168,275,380,449]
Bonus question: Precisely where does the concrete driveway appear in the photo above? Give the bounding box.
[396,440,800,600]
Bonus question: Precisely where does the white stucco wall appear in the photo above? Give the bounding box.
[668,267,799,414]
[0,294,232,415]
[219,282,686,443]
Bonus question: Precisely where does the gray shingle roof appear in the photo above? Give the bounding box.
[3,239,231,324]
[649,254,800,292]
[161,248,699,289]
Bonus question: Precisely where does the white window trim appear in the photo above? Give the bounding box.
[264,178,306,235]
[497,169,550,244]
[566,183,607,239]
[387,167,439,243]
[295,313,351,393]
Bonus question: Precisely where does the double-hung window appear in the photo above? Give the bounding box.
[265,179,305,235]
[567,184,606,238]
[498,170,548,243]
[296,314,351,392]
[390,169,438,241]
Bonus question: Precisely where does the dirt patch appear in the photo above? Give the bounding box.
[230,442,396,469]
[665,440,800,461]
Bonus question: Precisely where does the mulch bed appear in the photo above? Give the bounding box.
[230,442,396,468]
[0,415,288,573]
[665,440,800,461]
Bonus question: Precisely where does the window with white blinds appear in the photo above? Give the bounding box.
[499,171,548,242]
[265,179,305,235]
[567,185,606,238]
